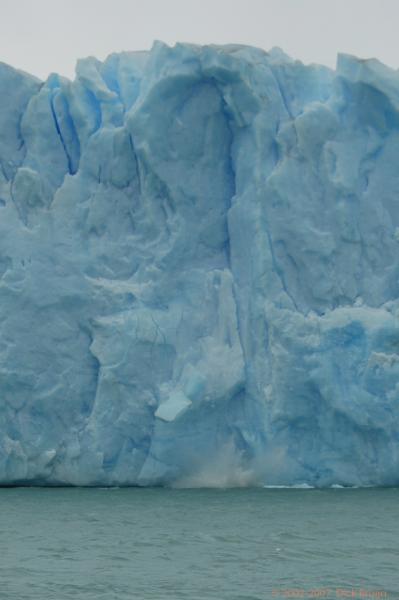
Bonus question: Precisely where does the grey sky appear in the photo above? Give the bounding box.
[1,0,398,80]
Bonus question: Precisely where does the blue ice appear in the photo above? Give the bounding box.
[1,43,399,487]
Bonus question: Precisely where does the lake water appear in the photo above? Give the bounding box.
[0,487,397,599]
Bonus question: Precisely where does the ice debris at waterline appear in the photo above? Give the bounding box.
[1,42,399,488]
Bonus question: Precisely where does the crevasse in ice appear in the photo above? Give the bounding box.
[1,42,399,487]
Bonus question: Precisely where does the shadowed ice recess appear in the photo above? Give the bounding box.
[1,42,399,487]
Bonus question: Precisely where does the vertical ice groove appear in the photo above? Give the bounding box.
[269,65,293,119]
[264,224,300,313]
[218,90,248,391]
[49,92,74,175]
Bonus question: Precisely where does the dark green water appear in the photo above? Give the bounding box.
[0,487,397,599]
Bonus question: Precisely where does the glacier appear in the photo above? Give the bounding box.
[1,42,399,487]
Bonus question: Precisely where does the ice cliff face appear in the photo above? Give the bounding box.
[1,42,399,487]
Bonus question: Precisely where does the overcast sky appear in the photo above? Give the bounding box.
[1,0,398,80]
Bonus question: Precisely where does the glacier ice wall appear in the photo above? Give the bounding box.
[1,43,399,487]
